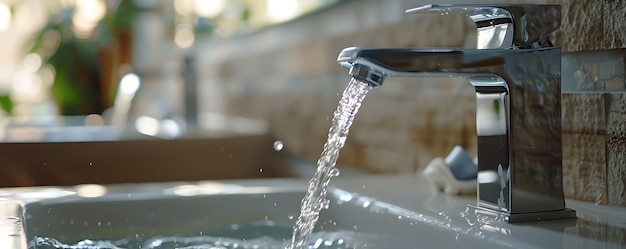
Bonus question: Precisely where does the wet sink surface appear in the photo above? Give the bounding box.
[5,176,626,248]
[19,184,496,248]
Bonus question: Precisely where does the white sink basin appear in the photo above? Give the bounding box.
[5,176,626,248]
[19,184,496,248]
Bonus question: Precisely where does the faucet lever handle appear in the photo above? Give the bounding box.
[406,4,560,49]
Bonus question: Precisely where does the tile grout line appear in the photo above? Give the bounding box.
[603,93,610,205]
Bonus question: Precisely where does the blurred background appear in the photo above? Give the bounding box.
[0,0,482,187]
[0,0,349,158]
[0,0,354,187]
[0,0,624,207]
[0,0,342,120]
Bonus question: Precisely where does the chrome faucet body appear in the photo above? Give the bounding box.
[338,4,575,222]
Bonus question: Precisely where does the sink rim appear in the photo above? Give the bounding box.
[3,175,626,249]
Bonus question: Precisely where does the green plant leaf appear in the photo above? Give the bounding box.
[0,95,13,115]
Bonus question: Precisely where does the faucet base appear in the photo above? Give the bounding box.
[469,205,577,223]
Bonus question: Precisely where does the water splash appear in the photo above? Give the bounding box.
[287,78,372,249]
[273,140,284,151]
[33,230,367,249]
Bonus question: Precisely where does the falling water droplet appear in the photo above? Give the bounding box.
[321,199,330,209]
[330,168,340,177]
[273,140,284,151]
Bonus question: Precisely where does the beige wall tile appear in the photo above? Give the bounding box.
[603,0,626,49]
[607,93,626,138]
[562,133,607,203]
[561,0,604,52]
[607,138,626,206]
[561,93,607,134]
[607,93,626,206]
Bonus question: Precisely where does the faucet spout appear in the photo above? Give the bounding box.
[338,46,576,222]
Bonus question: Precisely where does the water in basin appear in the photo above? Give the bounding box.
[21,186,489,249]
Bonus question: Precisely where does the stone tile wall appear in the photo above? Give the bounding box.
[562,49,626,206]
[195,0,626,206]
[560,0,626,204]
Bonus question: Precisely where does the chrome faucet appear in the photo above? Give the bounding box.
[337,4,576,222]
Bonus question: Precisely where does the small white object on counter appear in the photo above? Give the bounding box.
[421,146,477,195]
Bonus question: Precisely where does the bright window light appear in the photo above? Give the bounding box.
[267,0,299,22]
